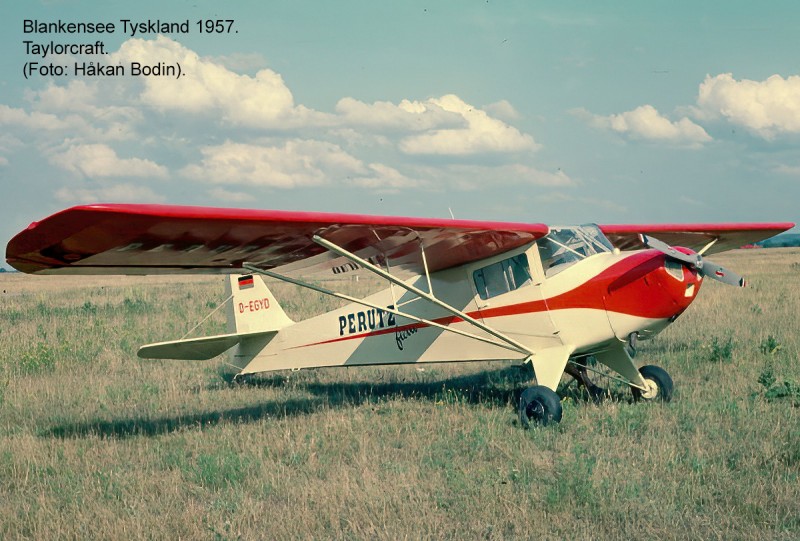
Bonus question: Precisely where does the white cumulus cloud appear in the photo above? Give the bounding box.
[335,97,464,132]
[578,105,711,146]
[349,163,424,192]
[110,36,331,129]
[399,95,539,155]
[48,143,168,178]
[695,73,800,138]
[0,35,559,205]
[181,140,367,188]
[0,104,76,132]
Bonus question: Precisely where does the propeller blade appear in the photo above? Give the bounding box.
[699,260,747,287]
[639,233,746,287]
[639,234,701,268]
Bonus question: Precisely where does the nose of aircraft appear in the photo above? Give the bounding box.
[603,250,703,338]
[659,257,702,314]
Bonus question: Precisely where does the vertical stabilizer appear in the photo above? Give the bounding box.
[225,274,294,334]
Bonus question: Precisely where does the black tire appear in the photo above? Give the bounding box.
[631,365,673,402]
[518,385,563,428]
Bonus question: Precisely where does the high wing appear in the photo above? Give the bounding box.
[600,223,795,255]
[6,204,549,277]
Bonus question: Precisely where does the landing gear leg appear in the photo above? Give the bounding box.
[565,357,606,402]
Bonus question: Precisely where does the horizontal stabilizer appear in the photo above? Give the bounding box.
[137,330,276,360]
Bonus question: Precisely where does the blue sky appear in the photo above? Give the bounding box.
[2,1,799,262]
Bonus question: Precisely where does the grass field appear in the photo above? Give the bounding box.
[1,249,799,540]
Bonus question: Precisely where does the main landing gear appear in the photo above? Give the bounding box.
[518,362,674,428]
[518,385,562,428]
[565,357,607,403]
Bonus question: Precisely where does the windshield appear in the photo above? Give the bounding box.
[538,224,614,277]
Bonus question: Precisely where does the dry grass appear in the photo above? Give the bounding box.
[1,249,799,540]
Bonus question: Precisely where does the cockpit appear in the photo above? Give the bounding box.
[537,225,615,277]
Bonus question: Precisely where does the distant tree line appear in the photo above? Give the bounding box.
[758,234,800,248]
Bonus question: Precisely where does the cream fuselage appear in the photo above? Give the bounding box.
[233,243,701,377]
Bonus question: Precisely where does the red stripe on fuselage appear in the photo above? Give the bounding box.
[293,250,691,349]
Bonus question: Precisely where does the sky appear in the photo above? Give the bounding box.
[2,1,799,266]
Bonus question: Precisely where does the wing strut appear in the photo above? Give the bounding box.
[310,234,535,356]
[241,263,529,355]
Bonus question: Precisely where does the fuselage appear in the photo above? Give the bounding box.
[233,229,703,375]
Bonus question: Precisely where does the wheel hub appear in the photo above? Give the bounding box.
[525,400,545,420]
[640,378,659,400]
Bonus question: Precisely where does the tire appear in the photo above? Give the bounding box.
[631,365,673,402]
[518,385,563,428]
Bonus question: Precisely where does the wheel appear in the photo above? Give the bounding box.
[518,385,562,428]
[631,365,673,402]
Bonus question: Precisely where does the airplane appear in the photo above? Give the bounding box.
[5,204,794,427]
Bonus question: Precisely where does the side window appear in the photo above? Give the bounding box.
[473,254,532,300]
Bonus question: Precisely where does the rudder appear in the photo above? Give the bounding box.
[226,274,294,334]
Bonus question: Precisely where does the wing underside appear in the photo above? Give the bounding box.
[7,205,793,277]
[6,204,549,278]
[600,222,794,255]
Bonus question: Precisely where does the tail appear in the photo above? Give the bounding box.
[137,274,292,361]
[225,274,294,334]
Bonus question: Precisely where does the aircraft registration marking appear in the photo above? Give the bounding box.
[238,298,271,313]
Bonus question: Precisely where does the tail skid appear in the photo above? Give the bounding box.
[137,274,293,361]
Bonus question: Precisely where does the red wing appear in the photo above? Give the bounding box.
[600,222,795,255]
[6,204,549,277]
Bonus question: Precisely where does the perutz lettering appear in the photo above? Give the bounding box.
[338,305,396,336]
[238,298,271,313]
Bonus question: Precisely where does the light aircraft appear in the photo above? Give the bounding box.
[6,204,794,426]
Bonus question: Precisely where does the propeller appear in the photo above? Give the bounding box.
[639,234,747,287]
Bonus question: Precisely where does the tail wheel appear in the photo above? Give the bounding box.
[518,385,562,428]
[631,365,673,402]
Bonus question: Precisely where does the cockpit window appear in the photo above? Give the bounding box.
[538,225,614,277]
[473,254,532,300]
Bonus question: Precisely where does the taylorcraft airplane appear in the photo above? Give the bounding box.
[5,204,794,427]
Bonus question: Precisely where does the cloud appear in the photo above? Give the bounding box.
[483,99,520,121]
[55,183,165,204]
[0,104,75,132]
[399,95,539,155]
[48,143,168,178]
[1,35,555,208]
[415,163,575,191]
[207,187,256,203]
[181,140,367,188]
[208,52,269,72]
[110,36,331,129]
[334,97,464,132]
[32,80,140,125]
[773,164,800,177]
[695,73,800,138]
[576,105,711,146]
[0,100,135,143]
[348,163,424,192]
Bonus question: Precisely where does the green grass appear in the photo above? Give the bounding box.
[0,251,799,539]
